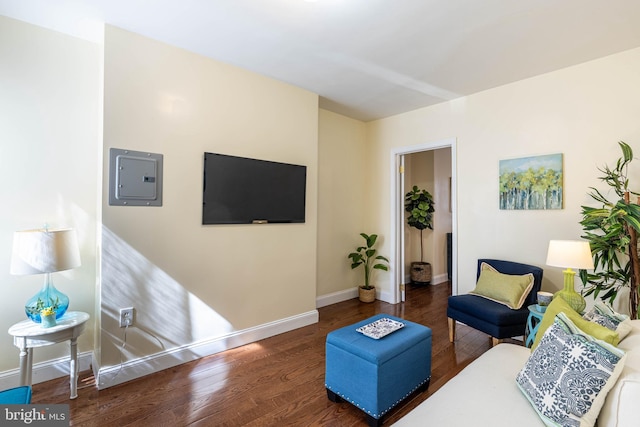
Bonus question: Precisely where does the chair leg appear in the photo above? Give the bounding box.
[448,318,455,343]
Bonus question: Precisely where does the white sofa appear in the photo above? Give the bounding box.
[394,319,640,426]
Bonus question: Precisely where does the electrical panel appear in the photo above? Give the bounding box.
[109,148,163,206]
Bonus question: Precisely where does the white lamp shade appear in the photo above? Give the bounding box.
[10,228,81,275]
[546,240,594,270]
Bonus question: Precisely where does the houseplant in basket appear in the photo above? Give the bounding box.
[348,233,390,302]
[405,185,435,284]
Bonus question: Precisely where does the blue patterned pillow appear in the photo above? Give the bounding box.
[516,312,627,427]
[583,301,632,340]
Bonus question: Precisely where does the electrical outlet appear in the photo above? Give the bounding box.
[119,307,134,328]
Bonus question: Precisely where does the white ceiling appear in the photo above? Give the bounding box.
[2,0,640,121]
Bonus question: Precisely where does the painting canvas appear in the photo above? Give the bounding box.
[499,153,563,210]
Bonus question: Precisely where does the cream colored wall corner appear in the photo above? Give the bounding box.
[366,47,640,305]
[316,109,367,303]
[0,16,100,373]
[99,26,319,381]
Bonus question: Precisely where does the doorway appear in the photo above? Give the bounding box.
[389,138,457,303]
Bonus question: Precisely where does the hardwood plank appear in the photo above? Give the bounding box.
[32,282,497,426]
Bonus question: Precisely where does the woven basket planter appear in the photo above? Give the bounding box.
[410,262,432,285]
[358,287,376,303]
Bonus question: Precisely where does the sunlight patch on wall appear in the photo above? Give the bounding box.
[100,226,233,367]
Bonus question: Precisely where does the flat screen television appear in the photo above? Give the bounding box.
[202,152,307,224]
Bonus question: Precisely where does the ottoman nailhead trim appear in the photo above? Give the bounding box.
[325,376,431,418]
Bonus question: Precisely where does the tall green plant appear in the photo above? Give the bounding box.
[404,186,435,262]
[580,141,640,319]
[348,233,389,290]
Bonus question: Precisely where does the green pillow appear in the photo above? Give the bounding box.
[469,263,534,310]
[531,296,620,351]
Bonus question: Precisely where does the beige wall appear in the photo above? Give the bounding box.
[317,109,367,296]
[99,26,319,372]
[0,16,100,371]
[367,47,640,304]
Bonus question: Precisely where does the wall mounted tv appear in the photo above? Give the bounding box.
[202,152,307,225]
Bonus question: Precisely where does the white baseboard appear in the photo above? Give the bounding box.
[0,351,93,391]
[431,273,448,285]
[0,311,320,392]
[316,287,397,305]
[316,287,358,308]
[315,278,451,307]
[404,273,449,285]
[315,287,397,305]
[96,309,319,389]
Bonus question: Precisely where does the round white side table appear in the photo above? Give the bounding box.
[8,311,90,399]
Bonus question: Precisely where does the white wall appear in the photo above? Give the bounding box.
[0,16,100,373]
[98,26,319,385]
[367,47,640,307]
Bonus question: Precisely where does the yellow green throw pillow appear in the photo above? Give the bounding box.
[531,296,620,351]
[469,262,534,309]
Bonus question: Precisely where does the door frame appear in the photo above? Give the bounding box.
[389,138,457,304]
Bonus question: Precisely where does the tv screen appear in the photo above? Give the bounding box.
[202,152,307,225]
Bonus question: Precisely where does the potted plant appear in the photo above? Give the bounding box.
[580,141,640,319]
[348,233,390,302]
[404,185,435,284]
[40,306,57,328]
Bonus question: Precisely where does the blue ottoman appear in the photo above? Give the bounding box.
[0,386,31,404]
[325,314,432,426]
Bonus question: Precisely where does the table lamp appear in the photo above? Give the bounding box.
[546,240,594,314]
[10,227,81,322]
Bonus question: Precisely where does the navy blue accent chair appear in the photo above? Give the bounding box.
[447,259,543,345]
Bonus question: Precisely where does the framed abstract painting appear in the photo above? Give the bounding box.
[499,153,563,210]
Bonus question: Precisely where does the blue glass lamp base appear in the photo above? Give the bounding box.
[25,276,69,323]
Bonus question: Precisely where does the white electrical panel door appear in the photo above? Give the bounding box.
[109,148,163,206]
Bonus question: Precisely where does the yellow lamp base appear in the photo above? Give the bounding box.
[554,268,586,314]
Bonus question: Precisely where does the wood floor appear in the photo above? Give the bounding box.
[33,283,495,426]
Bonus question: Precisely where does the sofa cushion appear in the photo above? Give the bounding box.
[396,319,640,427]
[598,319,640,427]
[531,296,619,351]
[516,313,626,427]
[469,262,534,309]
[394,344,539,427]
[583,300,632,341]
